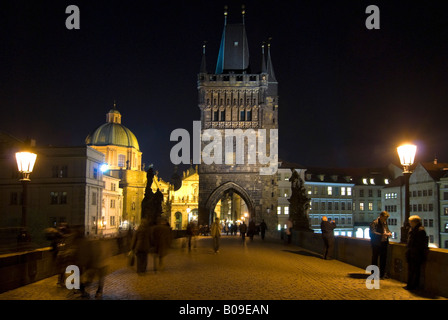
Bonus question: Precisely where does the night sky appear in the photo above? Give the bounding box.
[2,0,448,179]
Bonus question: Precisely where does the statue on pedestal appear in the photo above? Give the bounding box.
[141,166,163,225]
[288,169,312,232]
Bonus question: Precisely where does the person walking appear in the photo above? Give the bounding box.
[130,218,151,274]
[259,220,268,240]
[320,216,336,260]
[369,211,392,278]
[150,217,172,272]
[239,220,247,243]
[405,215,428,290]
[210,217,221,253]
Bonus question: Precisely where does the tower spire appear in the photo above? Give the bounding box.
[261,42,267,73]
[266,38,277,82]
[200,41,207,74]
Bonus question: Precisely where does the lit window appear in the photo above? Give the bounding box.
[370,178,375,185]
[363,178,368,185]
[277,206,282,215]
[368,202,373,211]
[341,187,346,196]
[284,207,289,215]
[385,179,389,184]
[327,186,332,195]
[360,203,365,211]
[347,188,352,196]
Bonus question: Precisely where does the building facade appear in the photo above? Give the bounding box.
[86,104,146,228]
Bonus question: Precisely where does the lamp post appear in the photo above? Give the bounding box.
[397,144,417,243]
[15,151,37,242]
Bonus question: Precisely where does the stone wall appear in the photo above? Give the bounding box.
[292,230,448,298]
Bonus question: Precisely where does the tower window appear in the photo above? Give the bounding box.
[214,111,219,121]
[240,110,245,121]
[220,110,225,121]
[247,110,252,121]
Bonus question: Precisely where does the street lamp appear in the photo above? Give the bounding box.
[397,144,416,243]
[15,151,37,242]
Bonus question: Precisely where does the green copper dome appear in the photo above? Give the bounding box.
[85,105,140,150]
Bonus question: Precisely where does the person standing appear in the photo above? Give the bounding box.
[210,217,221,253]
[369,211,392,278]
[405,215,428,290]
[259,220,268,240]
[320,216,336,260]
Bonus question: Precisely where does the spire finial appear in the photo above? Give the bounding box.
[113,99,117,109]
[242,4,246,24]
[224,5,228,24]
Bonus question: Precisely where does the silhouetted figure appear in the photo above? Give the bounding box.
[248,219,256,241]
[239,221,247,243]
[259,220,267,240]
[405,215,428,290]
[210,217,221,253]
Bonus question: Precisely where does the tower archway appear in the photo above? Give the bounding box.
[203,181,255,226]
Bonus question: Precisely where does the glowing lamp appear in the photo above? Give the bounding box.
[397,144,417,172]
[100,163,109,173]
[15,152,37,180]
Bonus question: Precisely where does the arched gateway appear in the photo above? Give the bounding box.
[196,8,279,234]
[204,181,255,224]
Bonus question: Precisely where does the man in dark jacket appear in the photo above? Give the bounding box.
[320,216,336,260]
[405,215,428,290]
[369,211,392,278]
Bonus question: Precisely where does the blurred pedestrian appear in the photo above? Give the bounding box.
[248,219,256,241]
[405,215,428,290]
[79,236,110,299]
[239,221,247,243]
[286,218,293,244]
[210,217,221,253]
[186,220,198,251]
[259,220,267,240]
[151,217,172,272]
[130,218,151,274]
[320,216,336,260]
[369,211,392,278]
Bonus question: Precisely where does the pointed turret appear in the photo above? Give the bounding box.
[266,42,277,82]
[261,43,267,73]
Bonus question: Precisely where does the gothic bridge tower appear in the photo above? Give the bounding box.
[197,7,279,232]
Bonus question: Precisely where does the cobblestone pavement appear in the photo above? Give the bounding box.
[0,235,445,301]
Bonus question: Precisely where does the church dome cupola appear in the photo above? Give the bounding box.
[85,102,140,151]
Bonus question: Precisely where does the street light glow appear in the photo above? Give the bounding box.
[397,144,417,172]
[15,152,37,174]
